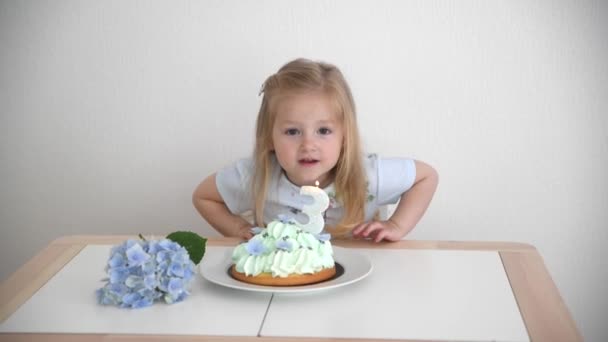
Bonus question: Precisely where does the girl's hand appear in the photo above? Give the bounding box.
[236,225,254,240]
[353,160,438,242]
[352,220,403,243]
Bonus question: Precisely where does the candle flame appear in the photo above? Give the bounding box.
[315,180,319,187]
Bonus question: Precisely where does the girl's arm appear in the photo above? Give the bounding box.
[352,160,438,242]
[192,174,253,240]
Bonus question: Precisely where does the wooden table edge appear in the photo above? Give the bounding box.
[0,334,443,342]
[0,235,579,342]
[0,244,85,323]
[51,234,537,251]
[500,251,583,342]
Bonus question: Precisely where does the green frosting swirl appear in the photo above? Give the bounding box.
[232,221,335,277]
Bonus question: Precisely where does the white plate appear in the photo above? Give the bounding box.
[199,246,372,294]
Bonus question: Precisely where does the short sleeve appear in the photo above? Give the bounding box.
[215,158,254,214]
[376,157,416,205]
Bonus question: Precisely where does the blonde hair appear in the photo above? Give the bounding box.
[253,58,367,237]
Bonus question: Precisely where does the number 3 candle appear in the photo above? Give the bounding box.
[298,181,330,234]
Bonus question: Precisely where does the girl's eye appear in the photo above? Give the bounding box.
[318,127,332,135]
[285,128,300,136]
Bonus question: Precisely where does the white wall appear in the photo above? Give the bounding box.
[1,0,606,340]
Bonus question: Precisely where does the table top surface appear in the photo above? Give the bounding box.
[0,235,582,342]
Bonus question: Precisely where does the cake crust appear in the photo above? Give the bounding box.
[230,265,336,286]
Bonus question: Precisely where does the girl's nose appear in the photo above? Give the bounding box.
[300,133,317,151]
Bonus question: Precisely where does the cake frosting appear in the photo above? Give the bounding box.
[231,219,335,279]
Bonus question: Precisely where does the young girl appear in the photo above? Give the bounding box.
[193,58,438,242]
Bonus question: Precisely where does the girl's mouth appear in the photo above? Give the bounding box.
[298,158,319,166]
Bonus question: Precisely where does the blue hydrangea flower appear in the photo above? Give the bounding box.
[108,253,125,268]
[245,239,267,256]
[275,239,293,251]
[276,214,296,224]
[249,227,264,235]
[316,233,331,242]
[167,278,183,295]
[97,238,196,309]
[168,262,185,277]
[125,243,150,267]
[109,267,129,284]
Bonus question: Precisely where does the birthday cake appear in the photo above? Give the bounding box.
[230,218,336,286]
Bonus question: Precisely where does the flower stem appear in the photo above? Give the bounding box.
[138,233,147,241]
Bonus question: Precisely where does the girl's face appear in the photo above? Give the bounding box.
[271,92,343,188]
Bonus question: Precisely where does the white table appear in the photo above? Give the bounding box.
[0,236,582,341]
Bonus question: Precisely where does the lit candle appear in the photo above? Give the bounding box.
[298,181,330,234]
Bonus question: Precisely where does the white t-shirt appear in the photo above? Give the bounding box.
[216,154,416,228]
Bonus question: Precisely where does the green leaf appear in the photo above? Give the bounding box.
[166,231,207,265]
